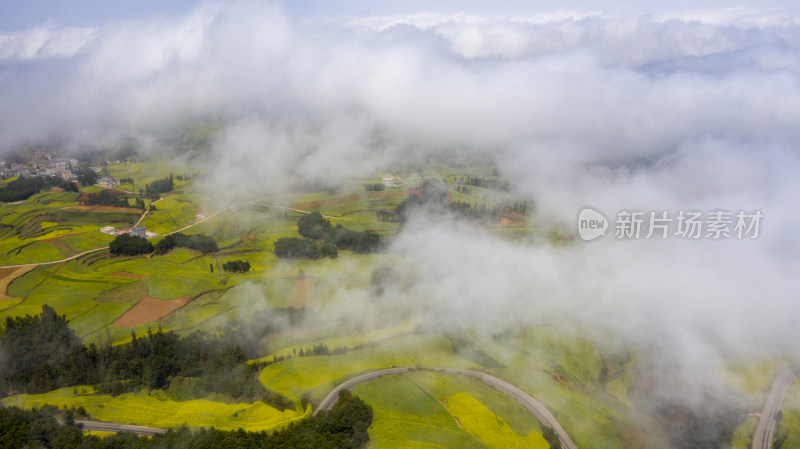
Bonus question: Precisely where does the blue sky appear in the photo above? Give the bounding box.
[1,0,797,30]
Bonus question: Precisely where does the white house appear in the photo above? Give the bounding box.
[128,226,146,238]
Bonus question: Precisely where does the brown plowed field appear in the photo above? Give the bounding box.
[291,191,406,210]
[113,296,190,328]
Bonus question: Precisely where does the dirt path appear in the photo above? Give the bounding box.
[0,195,361,269]
[0,265,35,300]
[134,197,162,227]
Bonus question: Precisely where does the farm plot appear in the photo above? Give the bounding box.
[140,194,198,234]
[113,296,191,328]
[352,374,487,449]
[473,332,626,449]
[0,265,35,299]
[1,387,306,432]
[0,263,129,324]
[444,392,549,449]
[257,334,478,402]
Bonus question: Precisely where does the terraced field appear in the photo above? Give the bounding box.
[258,334,478,402]
[0,163,658,448]
[1,386,308,432]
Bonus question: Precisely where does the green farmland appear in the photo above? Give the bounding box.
[1,157,786,449]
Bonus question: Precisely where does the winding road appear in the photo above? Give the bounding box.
[752,365,800,449]
[75,420,167,436]
[314,367,578,449]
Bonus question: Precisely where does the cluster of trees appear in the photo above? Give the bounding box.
[393,179,448,222]
[0,176,78,202]
[1,306,268,403]
[143,174,173,198]
[154,232,218,255]
[542,427,562,449]
[74,166,98,187]
[134,197,146,211]
[329,226,380,254]
[297,212,381,254]
[292,343,339,358]
[222,260,250,273]
[462,176,510,191]
[363,183,385,191]
[0,390,372,449]
[274,237,338,260]
[375,209,400,223]
[80,190,130,208]
[109,234,153,256]
[393,180,528,222]
[118,177,134,184]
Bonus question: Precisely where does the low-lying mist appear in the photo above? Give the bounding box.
[2,0,799,443]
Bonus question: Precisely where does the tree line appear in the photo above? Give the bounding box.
[155,232,218,255]
[0,306,247,398]
[222,260,251,273]
[362,183,385,191]
[297,212,380,254]
[0,305,315,408]
[109,234,153,256]
[274,211,381,260]
[0,389,372,449]
[462,176,510,192]
[274,237,338,259]
[386,179,528,223]
[80,190,130,208]
[0,176,78,202]
[143,174,173,199]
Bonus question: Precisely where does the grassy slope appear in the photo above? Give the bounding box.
[351,371,549,449]
[1,386,307,432]
[258,334,477,402]
[352,374,488,449]
[776,380,800,448]
[445,392,548,449]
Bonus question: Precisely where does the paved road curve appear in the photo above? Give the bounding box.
[314,367,578,449]
[752,365,800,449]
[74,420,167,436]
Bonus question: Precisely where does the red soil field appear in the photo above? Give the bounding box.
[113,296,190,328]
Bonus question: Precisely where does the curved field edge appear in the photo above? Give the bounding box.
[0,386,310,432]
[350,372,550,449]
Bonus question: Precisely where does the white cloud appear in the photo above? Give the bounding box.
[0,1,799,424]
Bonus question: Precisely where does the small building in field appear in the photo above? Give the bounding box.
[97,178,118,188]
[100,226,117,235]
[382,177,395,187]
[128,226,146,238]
